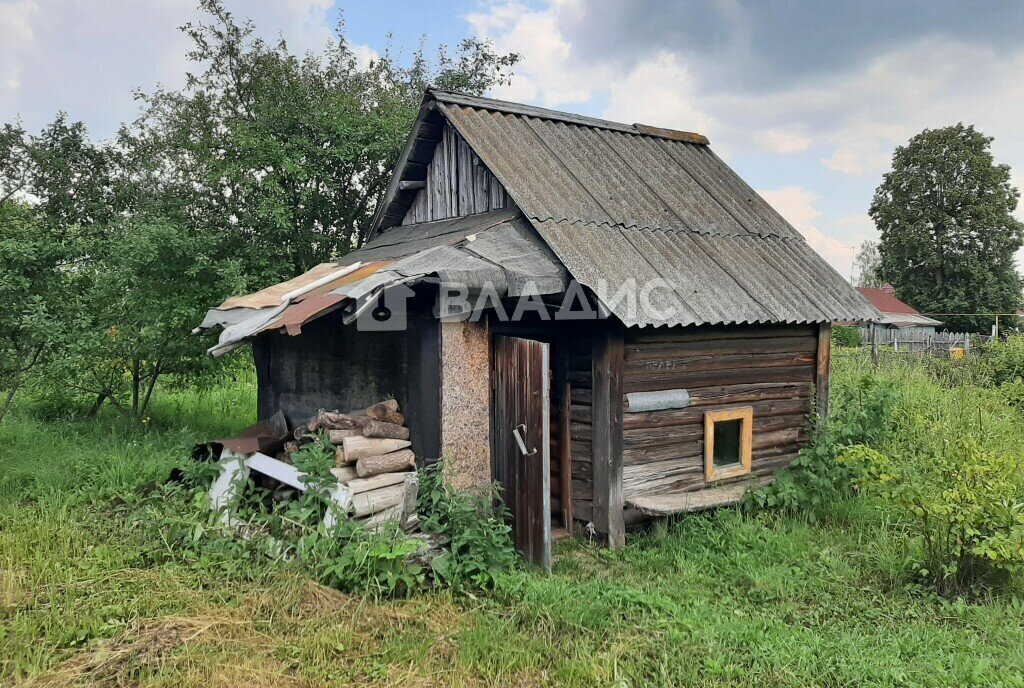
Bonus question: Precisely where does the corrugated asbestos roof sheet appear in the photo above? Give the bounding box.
[534,220,874,327]
[424,91,876,326]
[199,210,568,355]
[438,102,800,240]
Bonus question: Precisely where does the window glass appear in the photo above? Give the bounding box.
[712,418,742,468]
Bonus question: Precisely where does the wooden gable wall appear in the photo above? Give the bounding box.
[401,123,512,225]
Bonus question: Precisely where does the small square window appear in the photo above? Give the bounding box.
[704,407,752,481]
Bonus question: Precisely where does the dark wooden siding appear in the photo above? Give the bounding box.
[253,297,442,463]
[620,324,816,501]
[567,333,594,523]
[401,124,511,225]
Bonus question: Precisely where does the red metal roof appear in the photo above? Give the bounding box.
[856,287,918,315]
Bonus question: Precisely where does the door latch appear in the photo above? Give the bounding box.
[512,423,537,456]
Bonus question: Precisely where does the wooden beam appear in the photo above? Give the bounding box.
[591,321,625,548]
[398,180,426,191]
[558,340,573,531]
[815,323,831,423]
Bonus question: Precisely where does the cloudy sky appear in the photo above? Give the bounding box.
[3,0,1024,277]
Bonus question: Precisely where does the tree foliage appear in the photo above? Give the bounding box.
[128,0,518,282]
[0,0,517,420]
[870,124,1023,332]
[853,240,884,288]
[0,202,80,422]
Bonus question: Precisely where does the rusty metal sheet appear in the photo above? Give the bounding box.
[207,410,289,456]
[274,293,346,336]
[218,263,340,310]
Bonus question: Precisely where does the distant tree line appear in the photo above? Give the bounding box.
[0,0,517,422]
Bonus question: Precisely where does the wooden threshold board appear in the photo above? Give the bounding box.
[550,527,572,542]
[626,477,773,516]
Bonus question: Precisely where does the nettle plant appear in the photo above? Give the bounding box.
[841,439,1024,597]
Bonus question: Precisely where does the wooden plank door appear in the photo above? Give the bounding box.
[492,335,551,569]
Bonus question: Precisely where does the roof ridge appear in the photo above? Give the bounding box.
[430,90,709,145]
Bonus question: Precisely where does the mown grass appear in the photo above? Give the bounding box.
[3,353,1024,686]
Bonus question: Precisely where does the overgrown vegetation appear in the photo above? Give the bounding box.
[120,427,518,600]
[4,350,1024,685]
[750,342,1024,598]
[831,324,862,347]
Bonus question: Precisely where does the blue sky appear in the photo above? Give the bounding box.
[3,0,1023,278]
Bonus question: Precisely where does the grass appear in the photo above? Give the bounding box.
[3,353,1024,686]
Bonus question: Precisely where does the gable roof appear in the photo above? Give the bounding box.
[371,90,876,328]
[856,287,943,327]
[857,287,918,315]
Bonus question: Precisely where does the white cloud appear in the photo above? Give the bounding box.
[0,0,344,139]
[836,214,876,235]
[465,4,1024,183]
[600,52,714,134]
[758,129,812,155]
[759,186,856,277]
[466,0,600,108]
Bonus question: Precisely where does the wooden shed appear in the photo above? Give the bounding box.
[199,90,876,565]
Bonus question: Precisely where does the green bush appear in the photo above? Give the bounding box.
[979,335,1024,386]
[841,439,1024,596]
[832,325,862,347]
[743,374,897,516]
[416,462,519,590]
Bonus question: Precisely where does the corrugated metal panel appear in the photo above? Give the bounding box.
[533,219,876,327]
[200,211,571,355]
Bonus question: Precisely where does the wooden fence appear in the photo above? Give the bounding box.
[856,327,990,355]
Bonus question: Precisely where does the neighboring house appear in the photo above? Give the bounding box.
[198,90,875,563]
[856,285,943,338]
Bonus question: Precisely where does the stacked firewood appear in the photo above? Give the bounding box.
[283,399,417,527]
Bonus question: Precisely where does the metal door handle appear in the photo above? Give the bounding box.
[512,423,537,456]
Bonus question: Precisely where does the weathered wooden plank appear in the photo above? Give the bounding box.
[591,322,625,548]
[623,398,810,436]
[622,383,810,429]
[397,123,511,226]
[624,336,817,361]
[623,421,807,467]
[627,477,774,515]
[623,364,813,393]
[623,351,815,376]
[625,324,816,344]
[558,343,574,528]
[570,388,593,406]
[623,411,808,452]
[816,323,831,423]
[570,404,593,424]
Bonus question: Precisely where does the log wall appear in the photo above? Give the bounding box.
[620,324,817,502]
[567,334,594,523]
[401,124,511,225]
